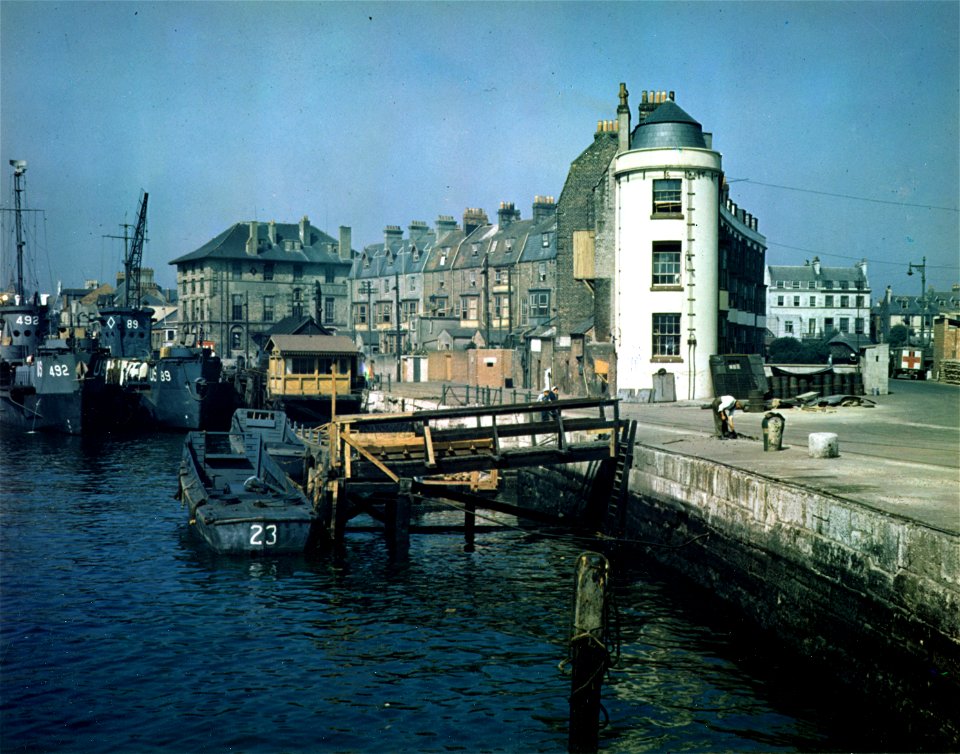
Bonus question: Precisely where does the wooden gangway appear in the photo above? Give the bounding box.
[298,397,630,557]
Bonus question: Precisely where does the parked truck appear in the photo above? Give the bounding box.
[889,347,930,380]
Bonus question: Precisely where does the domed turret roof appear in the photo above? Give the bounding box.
[632,100,707,149]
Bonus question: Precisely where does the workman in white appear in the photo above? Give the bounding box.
[712,394,743,439]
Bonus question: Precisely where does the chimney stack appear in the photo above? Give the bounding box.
[268,220,277,246]
[532,195,557,223]
[246,221,259,255]
[299,216,310,246]
[463,207,488,236]
[435,215,458,242]
[617,82,631,152]
[384,225,403,252]
[408,220,429,245]
[339,226,352,261]
[497,201,519,228]
[812,257,822,276]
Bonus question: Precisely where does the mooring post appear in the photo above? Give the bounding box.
[568,551,609,754]
[464,500,476,552]
[387,478,412,560]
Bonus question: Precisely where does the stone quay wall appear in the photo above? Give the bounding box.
[518,442,959,738]
[364,389,959,735]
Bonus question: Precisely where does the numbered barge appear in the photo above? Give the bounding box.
[177,429,318,554]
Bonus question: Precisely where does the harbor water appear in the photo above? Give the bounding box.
[0,430,932,752]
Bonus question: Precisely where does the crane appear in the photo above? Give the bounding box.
[125,191,148,308]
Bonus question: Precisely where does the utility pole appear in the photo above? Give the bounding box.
[907,256,927,346]
[483,252,490,347]
[394,268,402,382]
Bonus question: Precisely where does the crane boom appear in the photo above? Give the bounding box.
[125,191,148,308]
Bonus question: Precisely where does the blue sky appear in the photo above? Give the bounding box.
[2,1,957,300]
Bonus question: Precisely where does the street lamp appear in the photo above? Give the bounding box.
[907,256,926,346]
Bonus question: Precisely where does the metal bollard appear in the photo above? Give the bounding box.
[762,412,785,451]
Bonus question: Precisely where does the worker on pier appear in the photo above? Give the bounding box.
[712,395,743,439]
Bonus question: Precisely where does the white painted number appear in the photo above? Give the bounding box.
[249,524,278,546]
[16,315,40,326]
[48,363,70,378]
[126,319,139,329]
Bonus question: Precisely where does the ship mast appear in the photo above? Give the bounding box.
[10,160,27,300]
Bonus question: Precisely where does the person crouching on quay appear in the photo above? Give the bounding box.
[712,395,743,439]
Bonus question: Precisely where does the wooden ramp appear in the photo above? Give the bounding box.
[299,397,630,557]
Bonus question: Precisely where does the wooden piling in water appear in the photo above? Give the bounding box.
[568,551,609,754]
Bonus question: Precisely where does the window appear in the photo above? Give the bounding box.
[776,281,785,289]
[652,313,681,357]
[289,357,314,375]
[292,288,303,319]
[808,281,817,289]
[439,252,447,266]
[785,321,794,334]
[438,275,445,289]
[232,294,243,321]
[652,242,681,287]
[793,296,800,307]
[792,281,800,289]
[777,295,784,307]
[839,317,849,333]
[471,243,479,256]
[263,295,274,323]
[263,263,274,281]
[855,295,864,308]
[653,178,682,214]
[840,281,849,291]
[494,294,510,320]
[824,317,834,332]
[825,295,834,307]
[355,303,368,326]
[855,318,865,335]
[383,279,390,293]
[542,233,550,248]
[494,268,503,285]
[325,267,335,284]
[293,264,303,281]
[433,297,447,317]
[230,327,242,350]
[402,301,417,321]
[809,296,816,307]
[840,295,849,308]
[232,261,242,280]
[376,302,391,324]
[409,276,416,291]
[824,280,834,290]
[460,296,479,321]
[529,291,550,318]
[809,319,817,335]
[538,263,547,282]
[324,297,335,325]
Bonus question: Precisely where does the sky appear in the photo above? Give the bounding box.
[1,1,958,302]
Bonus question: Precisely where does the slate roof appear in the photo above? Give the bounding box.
[265,334,359,355]
[170,221,345,266]
[631,100,707,150]
[768,265,867,286]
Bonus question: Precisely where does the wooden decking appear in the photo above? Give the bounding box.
[298,397,629,557]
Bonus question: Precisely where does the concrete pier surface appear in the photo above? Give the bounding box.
[619,378,959,535]
[373,377,959,534]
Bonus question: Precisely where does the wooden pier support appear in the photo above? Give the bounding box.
[568,551,610,754]
[385,478,413,560]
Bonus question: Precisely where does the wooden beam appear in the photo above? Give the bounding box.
[423,423,437,468]
[341,431,400,482]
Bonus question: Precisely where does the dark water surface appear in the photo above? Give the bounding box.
[0,431,930,752]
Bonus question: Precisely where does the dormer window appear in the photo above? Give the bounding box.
[471,243,479,256]
[541,233,550,248]
[440,253,447,267]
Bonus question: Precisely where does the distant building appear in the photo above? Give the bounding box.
[554,85,767,400]
[169,217,353,361]
[766,257,870,341]
[872,283,960,346]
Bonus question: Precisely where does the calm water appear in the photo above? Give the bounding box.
[0,430,933,753]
